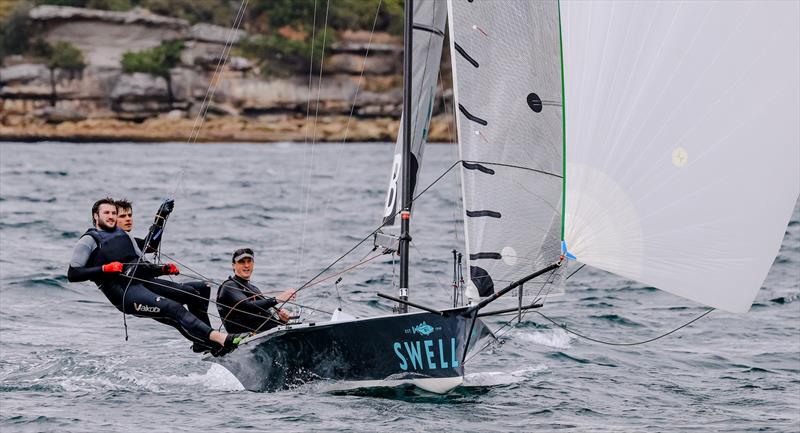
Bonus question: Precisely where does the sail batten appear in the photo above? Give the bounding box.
[448,0,566,300]
[446,0,797,312]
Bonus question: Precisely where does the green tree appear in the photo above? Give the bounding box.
[47,40,85,71]
[247,0,402,34]
[238,27,334,76]
[33,40,85,106]
[238,0,403,76]
[0,1,33,63]
[121,40,183,104]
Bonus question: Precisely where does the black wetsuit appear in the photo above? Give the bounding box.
[68,226,214,346]
[130,230,213,333]
[217,276,281,334]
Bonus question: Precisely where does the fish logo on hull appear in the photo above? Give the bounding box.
[411,321,434,336]
[393,321,458,372]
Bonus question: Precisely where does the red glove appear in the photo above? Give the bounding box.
[161,263,179,275]
[102,262,123,273]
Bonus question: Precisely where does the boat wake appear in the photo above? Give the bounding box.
[160,364,245,392]
[314,364,548,402]
[513,327,573,350]
[462,364,548,387]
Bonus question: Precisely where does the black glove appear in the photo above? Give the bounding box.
[155,199,175,221]
[151,199,175,230]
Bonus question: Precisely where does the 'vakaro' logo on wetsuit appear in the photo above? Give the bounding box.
[133,302,160,313]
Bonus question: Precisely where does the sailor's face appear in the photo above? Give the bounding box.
[117,207,133,232]
[234,257,254,280]
[94,204,117,231]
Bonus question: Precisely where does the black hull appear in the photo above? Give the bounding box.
[208,309,489,392]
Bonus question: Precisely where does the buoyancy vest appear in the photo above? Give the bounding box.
[83,227,140,284]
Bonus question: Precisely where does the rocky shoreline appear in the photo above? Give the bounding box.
[1,5,455,144]
[0,112,455,143]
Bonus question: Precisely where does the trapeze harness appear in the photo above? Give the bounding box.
[69,227,214,345]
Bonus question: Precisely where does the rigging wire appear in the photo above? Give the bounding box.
[118,206,176,340]
[316,0,384,227]
[296,0,384,295]
[294,0,320,289]
[276,159,463,310]
[119,273,285,334]
[337,0,384,146]
[464,267,559,362]
[295,0,332,289]
[465,305,717,364]
[168,0,249,201]
[153,246,383,328]
[186,0,249,145]
[438,67,462,247]
[532,307,716,347]
[565,263,586,281]
[409,241,456,295]
[301,0,320,147]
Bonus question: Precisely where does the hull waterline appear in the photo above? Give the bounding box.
[207,308,490,393]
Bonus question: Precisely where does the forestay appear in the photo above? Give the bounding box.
[447,0,566,300]
[379,0,448,238]
[560,1,800,313]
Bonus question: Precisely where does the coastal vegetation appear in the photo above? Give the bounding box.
[0,1,32,62]
[0,0,453,143]
[121,40,182,104]
[35,40,86,105]
[1,0,403,68]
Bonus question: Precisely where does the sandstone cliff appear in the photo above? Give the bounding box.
[0,5,456,143]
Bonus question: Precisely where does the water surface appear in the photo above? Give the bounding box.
[1,142,798,432]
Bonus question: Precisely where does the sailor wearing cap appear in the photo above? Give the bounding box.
[216,248,296,334]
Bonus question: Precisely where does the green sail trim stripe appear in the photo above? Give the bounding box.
[557,0,567,242]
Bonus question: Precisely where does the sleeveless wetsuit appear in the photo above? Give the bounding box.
[68,227,214,346]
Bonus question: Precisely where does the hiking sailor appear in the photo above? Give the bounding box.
[114,198,216,353]
[217,248,296,334]
[67,197,240,356]
[114,198,164,254]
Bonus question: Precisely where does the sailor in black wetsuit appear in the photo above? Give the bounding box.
[114,198,213,349]
[68,197,240,355]
[217,248,295,334]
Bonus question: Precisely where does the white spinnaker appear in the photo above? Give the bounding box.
[380,0,448,230]
[560,1,800,312]
[448,0,565,300]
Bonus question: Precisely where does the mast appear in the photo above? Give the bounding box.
[397,0,413,313]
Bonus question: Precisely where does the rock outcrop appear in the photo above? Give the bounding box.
[1,5,455,143]
[30,6,188,68]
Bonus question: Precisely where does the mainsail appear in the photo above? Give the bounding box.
[447,0,565,299]
[448,0,799,312]
[379,0,448,239]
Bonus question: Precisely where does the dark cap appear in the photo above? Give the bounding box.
[232,248,254,263]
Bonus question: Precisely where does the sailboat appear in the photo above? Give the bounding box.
[208,0,799,393]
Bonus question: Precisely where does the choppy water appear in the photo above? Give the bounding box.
[0,142,798,432]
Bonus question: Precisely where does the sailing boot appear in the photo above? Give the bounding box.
[191,342,214,354]
[211,333,246,357]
